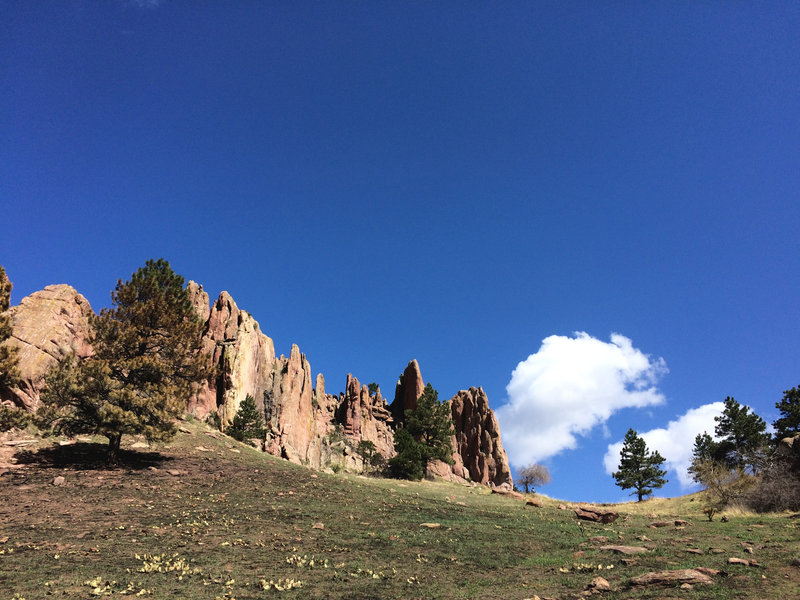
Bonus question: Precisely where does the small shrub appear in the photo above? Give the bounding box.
[388,428,424,480]
[0,405,30,432]
[692,459,756,510]
[205,411,222,430]
[227,395,266,442]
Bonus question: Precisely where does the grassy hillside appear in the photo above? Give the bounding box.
[1,421,798,599]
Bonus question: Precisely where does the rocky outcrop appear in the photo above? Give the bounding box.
[264,345,321,464]
[0,285,93,409]
[390,359,424,423]
[4,281,513,490]
[391,360,512,488]
[777,434,800,472]
[447,387,512,487]
[187,287,275,425]
[335,374,394,462]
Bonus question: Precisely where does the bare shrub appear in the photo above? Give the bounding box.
[691,459,756,511]
[516,463,551,493]
[744,455,800,512]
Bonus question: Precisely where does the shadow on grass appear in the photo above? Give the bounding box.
[14,441,172,471]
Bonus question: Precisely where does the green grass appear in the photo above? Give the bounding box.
[1,421,798,599]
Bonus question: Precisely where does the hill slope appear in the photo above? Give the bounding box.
[1,422,798,599]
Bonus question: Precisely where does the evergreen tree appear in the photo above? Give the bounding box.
[0,266,20,391]
[388,428,425,480]
[388,383,454,480]
[612,428,668,502]
[687,432,720,484]
[403,383,454,471]
[40,259,211,463]
[356,440,378,474]
[773,386,800,441]
[227,394,266,442]
[714,396,769,473]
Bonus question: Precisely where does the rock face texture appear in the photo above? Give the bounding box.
[777,434,800,472]
[187,284,275,426]
[334,373,394,461]
[390,359,424,422]
[0,285,93,409]
[448,387,512,487]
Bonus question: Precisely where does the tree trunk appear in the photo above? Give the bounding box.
[107,433,122,465]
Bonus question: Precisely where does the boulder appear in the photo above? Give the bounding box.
[575,506,619,524]
[0,285,93,409]
[629,569,713,587]
[600,545,648,555]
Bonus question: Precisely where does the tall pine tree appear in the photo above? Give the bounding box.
[388,383,453,479]
[612,428,668,502]
[713,396,768,473]
[773,386,800,441]
[41,259,211,463]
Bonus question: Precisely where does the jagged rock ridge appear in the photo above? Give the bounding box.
[1,280,512,488]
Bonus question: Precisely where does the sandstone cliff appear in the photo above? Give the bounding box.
[0,285,93,410]
[3,281,512,488]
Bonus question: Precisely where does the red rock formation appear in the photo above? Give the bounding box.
[187,289,275,423]
[4,282,513,490]
[0,285,93,409]
[389,359,512,488]
[448,387,512,487]
[264,345,319,464]
[334,373,395,466]
[390,359,424,423]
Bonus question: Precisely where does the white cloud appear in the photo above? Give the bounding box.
[603,402,725,488]
[496,332,668,465]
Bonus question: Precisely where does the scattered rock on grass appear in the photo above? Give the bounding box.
[600,545,648,555]
[629,569,713,587]
[586,576,611,592]
[420,523,441,529]
[728,557,761,567]
[649,521,670,528]
[491,488,524,500]
[575,506,619,524]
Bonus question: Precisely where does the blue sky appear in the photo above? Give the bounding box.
[2,1,798,502]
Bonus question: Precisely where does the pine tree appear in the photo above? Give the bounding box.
[40,259,211,463]
[403,383,454,470]
[227,394,266,442]
[773,386,800,441]
[612,428,668,502]
[687,432,720,484]
[388,428,425,480]
[0,266,20,391]
[714,396,769,473]
[388,383,454,480]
